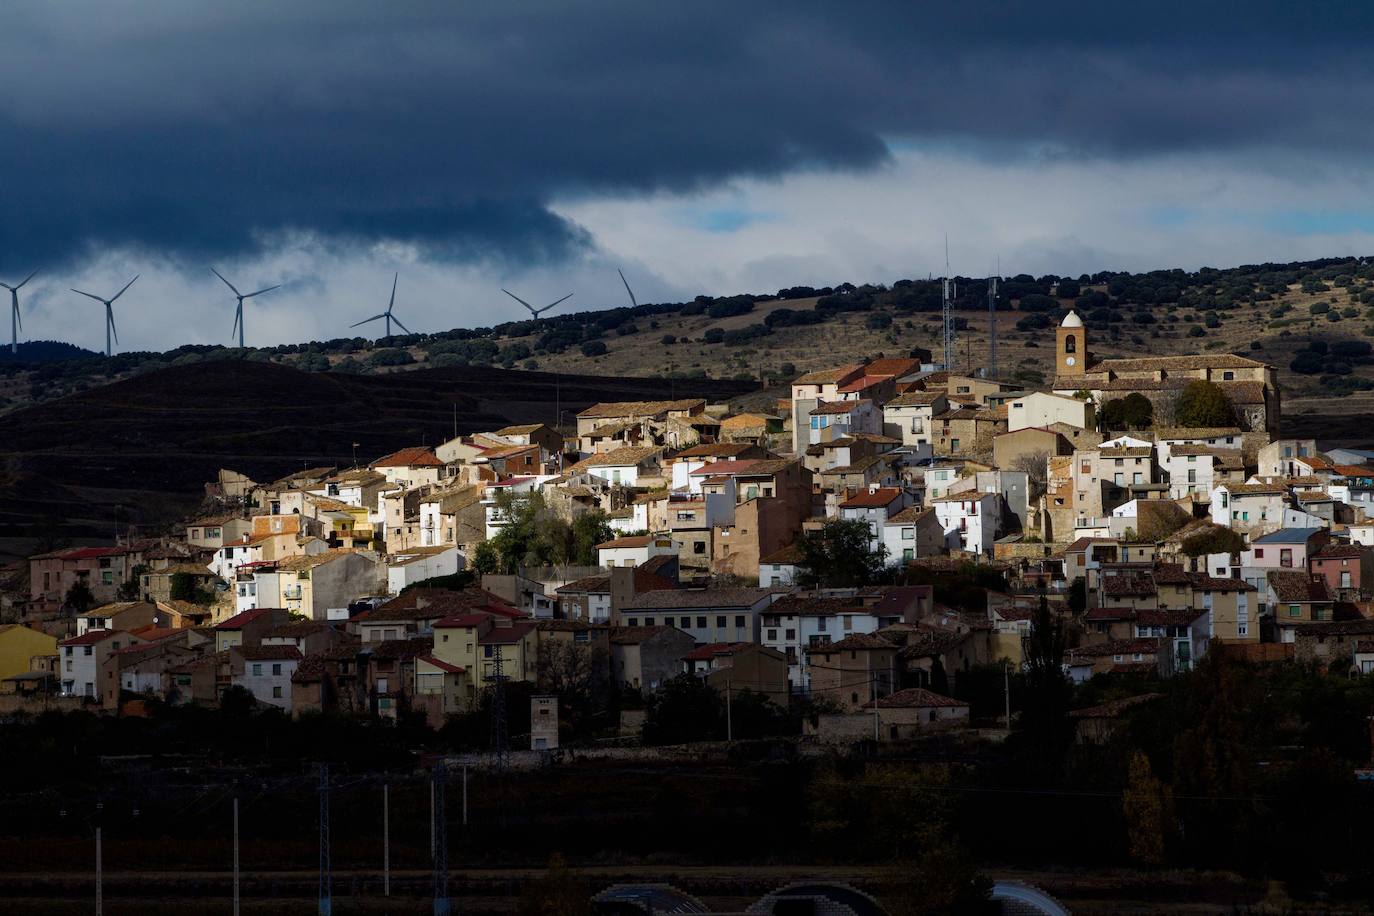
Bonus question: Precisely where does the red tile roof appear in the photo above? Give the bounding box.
[839,487,904,509]
[215,607,278,630]
[866,688,966,709]
[371,447,443,468]
[433,614,493,629]
[59,629,124,647]
[418,654,466,674]
[478,621,537,645]
[683,642,750,661]
[688,460,760,477]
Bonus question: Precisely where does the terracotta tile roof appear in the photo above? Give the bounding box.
[759,544,803,565]
[865,687,965,709]
[1313,544,1365,560]
[291,654,327,682]
[863,357,924,378]
[1268,570,1332,603]
[215,607,279,630]
[673,443,763,459]
[418,654,467,674]
[609,625,683,645]
[478,621,537,644]
[236,645,302,661]
[577,399,704,419]
[810,399,871,416]
[264,621,333,639]
[596,535,657,549]
[792,364,864,385]
[813,632,897,652]
[688,459,760,477]
[683,641,750,661]
[764,594,853,618]
[371,447,443,468]
[621,587,780,610]
[369,636,434,661]
[1101,574,1156,597]
[1070,637,1162,658]
[838,375,888,393]
[567,447,662,471]
[1188,574,1255,592]
[59,629,124,647]
[885,506,934,525]
[839,487,904,509]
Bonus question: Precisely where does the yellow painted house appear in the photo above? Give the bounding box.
[0,624,59,682]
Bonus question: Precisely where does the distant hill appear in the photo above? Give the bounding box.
[0,339,98,365]
[0,359,757,560]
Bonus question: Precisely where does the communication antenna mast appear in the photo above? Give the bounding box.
[988,257,1000,379]
[942,236,957,371]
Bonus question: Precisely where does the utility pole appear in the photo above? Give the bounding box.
[95,824,102,916]
[430,778,436,862]
[726,676,733,742]
[383,783,390,898]
[233,797,240,916]
[1004,662,1012,733]
[462,764,468,827]
[318,764,331,916]
[434,761,450,916]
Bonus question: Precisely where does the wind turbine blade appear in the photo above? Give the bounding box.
[388,273,398,312]
[0,282,11,292]
[71,288,106,303]
[109,308,119,346]
[110,275,139,303]
[244,284,281,299]
[618,269,637,308]
[501,288,535,310]
[232,304,242,339]
[545,293,573,311]
[17,269,37,290]
[211,267,241,297]
[350,315,385,328]
[390,315,412,335]
[15,303,22,333]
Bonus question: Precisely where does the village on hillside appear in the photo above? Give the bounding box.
[3,309,1364,748]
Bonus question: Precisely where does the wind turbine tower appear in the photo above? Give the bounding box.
[70,275,138,357]
[212,268,281,348]
[350,273,412,338]
[0,270,36,355]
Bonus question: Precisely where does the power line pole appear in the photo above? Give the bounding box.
[95,824,102,916]
[433,761,450,916]
[726,676,733,742]
[430,778,436,862]
[1004,661,1012,734]
[318,764,331,916]
[233,796,240,916]
[462,764,468,827]
[383,783,390,898]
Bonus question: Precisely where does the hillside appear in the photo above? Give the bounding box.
[0,360,756,561]
[5,256,1374,421]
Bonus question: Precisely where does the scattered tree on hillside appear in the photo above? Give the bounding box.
[64,581,94,616]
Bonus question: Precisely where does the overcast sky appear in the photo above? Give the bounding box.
[6,1,1374,353]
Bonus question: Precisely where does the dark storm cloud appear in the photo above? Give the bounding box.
[3,1,1374,271]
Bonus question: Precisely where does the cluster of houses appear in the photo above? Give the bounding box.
[5,309,1374,742]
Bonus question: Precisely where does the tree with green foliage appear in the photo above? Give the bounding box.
[1172,380,1235,428]
[642,674,723,745]
[516,854,591,916]
[64,581,95,615]
[1100,392,1153,429]
[796,518,887,588]
[1122,751,1173,867]
[116,564,148,601]
[1016,595,1071,777]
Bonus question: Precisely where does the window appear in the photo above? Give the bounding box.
[483,645,494,658]
[1289,604,1301,617]
[271,663,282,676]
[950,438,960,452]
[680,617,692,628]
[627,618,638,627]
[716,615,727,628]
[901,527,914,540]
[1223,371,1235,381]
[734,615,745,628]
[817,617,828,631]
[84,647,93,657]
[252,663,262,676]
[644,617,655,626]
[1064,333,1076,353]
[696,616,707,629]
[272,686,283,699]
[843,616,853,631]
[785,628,796,640]
[766,629,777,641]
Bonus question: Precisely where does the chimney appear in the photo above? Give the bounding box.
[609,566,636,623]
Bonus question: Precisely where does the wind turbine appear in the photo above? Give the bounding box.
[70,275,138,357]
[0,270,36,355]
[617,268,637,308]
[212,267,280,348]
[350,273,411,338]
[502,288,572,319]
